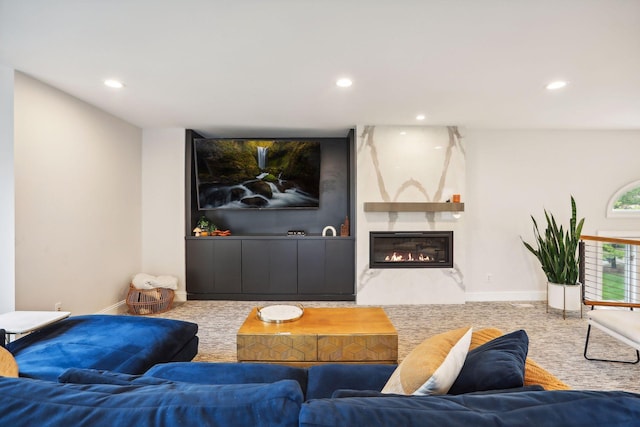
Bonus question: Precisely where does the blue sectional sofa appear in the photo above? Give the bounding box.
[5,314,199,380]
[3,316,640,426]
[2,362,640,426]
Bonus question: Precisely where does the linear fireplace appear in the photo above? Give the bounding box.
[369,231,453,268]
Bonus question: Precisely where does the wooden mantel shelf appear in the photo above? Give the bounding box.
[363,202,465,212]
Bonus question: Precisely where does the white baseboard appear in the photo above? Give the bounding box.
[99,291,544,311]
[465,291,546,302]
[97,300,127,314]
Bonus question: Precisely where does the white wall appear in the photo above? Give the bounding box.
[141,128,186,300]
[0,66,15,313]
[14,73,142,314]
[464,129,640,301]
[10,74,640,309]
[138,127,640,304]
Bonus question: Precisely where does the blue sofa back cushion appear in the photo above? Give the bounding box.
[59,368,175,385]
[448,329,528,395]
[299,390,640,427]
[306,363,397,400]
[0,376,302,427]
[7,315,198,381]
[145,361,310,393]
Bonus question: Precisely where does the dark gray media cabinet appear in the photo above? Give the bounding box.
[186,236,354,300]
[184,130,356,301]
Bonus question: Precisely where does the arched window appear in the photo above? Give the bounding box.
[607,181,640,218]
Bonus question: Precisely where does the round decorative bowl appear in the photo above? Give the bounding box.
[257,304,304,323]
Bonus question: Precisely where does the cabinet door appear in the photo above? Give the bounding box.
[297,240,325,294]
[186,239,242,295]
[242,240,297,294]
[241,241,270,294]
[212,240,242,293]
[324,239,355,294]
[186,239,214,294]
[298,239,355,295]
[268,240,298,294]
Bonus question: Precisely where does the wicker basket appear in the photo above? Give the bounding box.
[126,284,174,315]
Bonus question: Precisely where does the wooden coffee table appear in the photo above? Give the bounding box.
[237,307,398,365]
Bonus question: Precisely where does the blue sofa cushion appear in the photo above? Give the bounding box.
[145,362,309,394]
[306,363,397,400]
[7,315,198,381]
[448,329,528,395]
[58,368,173,385]
[299,390,640,427]
[0,376,302,427]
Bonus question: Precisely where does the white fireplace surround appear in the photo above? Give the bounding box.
[356,125,466,305]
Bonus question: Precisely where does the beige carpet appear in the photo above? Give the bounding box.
[150,300,640,393]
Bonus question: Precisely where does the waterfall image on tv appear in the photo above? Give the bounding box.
[194,138,321,209]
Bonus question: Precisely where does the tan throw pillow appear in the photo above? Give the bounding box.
[382,327,472,395]
[0,346,18,378]
[470,327,570,391]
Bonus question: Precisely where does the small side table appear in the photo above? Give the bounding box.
[0,311,71,347]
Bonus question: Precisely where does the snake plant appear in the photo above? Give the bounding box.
[522,196,585,285]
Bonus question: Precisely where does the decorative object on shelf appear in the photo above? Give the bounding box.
[196,215,212,230]
[452,194,461,203]
[522,196,585,318]
[322,225,337,236]
[195,215,218,236]
[257,304,304,323]
[340,216,350,236]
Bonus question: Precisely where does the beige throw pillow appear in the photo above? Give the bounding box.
[382,327,472,395]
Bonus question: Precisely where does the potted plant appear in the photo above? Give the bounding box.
[196,216,214,236]
[522,196,585,315]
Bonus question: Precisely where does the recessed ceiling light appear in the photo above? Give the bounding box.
[399,131,407,135]
[416,114,426,121]
[336,78,353,88]
[545,80,568,90]
[104,79,124,89]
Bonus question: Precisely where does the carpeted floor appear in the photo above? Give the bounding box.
[151,300,640,393]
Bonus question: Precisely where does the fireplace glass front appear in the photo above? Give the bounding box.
[369,231,453,268]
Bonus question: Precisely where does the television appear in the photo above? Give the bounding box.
[194,138,321,209]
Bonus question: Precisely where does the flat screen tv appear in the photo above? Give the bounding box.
[194,138,321,209]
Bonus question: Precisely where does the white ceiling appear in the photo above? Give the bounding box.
[1,0,639,137]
